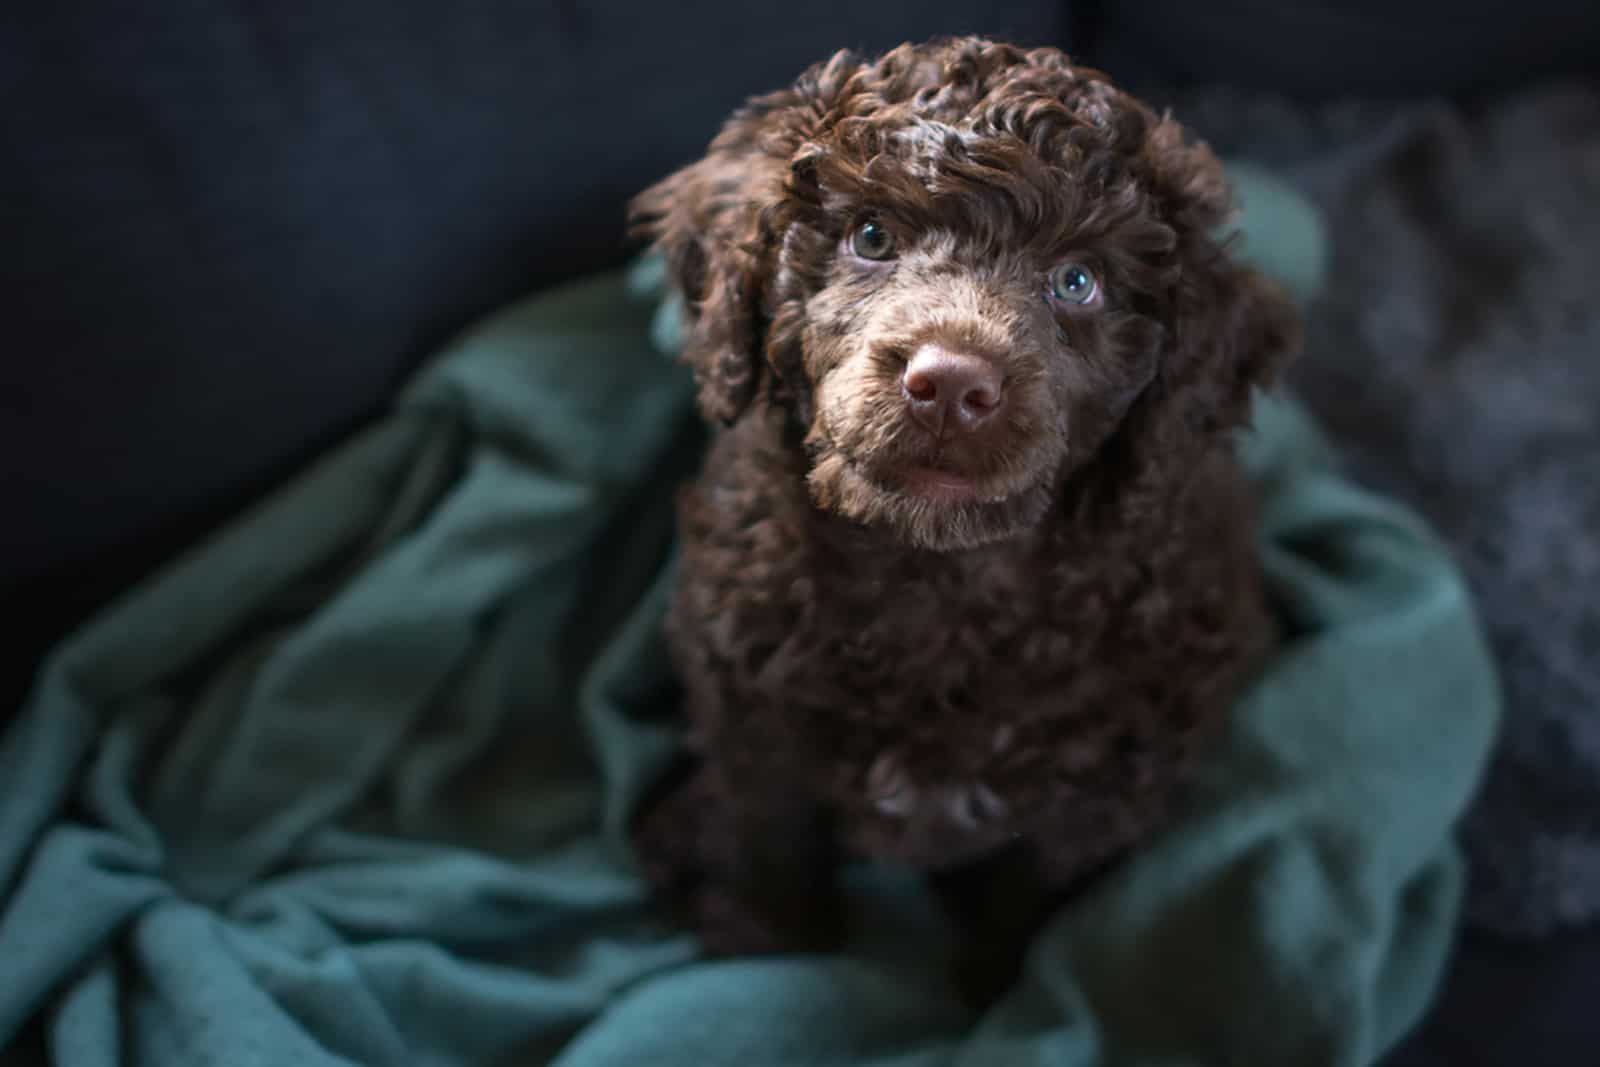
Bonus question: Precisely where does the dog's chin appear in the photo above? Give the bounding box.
[808,452,1055,552]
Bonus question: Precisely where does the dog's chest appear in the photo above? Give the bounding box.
[803,547,1056,698]
[764,549,1086,859]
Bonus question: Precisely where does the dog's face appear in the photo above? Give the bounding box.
[634,38,1297,551]
[792,154,1170,551]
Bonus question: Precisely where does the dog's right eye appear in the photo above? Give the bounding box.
[849,219,897,261]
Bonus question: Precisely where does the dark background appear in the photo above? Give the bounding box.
[3,3,1597,1063]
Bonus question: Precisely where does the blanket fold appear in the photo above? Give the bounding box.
[0,169,1499,1067]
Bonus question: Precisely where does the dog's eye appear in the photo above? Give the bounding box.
[850,219,897,261]
[1047,263,1099,306]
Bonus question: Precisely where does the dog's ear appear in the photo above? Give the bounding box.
[1207,264,1300,401]
[1139,117,1302,422]
[630,50,866,425]
[1166,255,1301,434]
[628,113,792,425]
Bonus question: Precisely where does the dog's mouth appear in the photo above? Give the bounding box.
[805,446,1058,551]
[842,448,1041,512]
[880,463,1009,505]
[806,400,1066,549]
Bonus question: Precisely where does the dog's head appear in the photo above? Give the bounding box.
[632,37,1298,551]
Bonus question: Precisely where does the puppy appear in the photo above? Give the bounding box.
[628,36,1298,992]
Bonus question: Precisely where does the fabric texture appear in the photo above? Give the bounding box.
[0,170,1500,1066]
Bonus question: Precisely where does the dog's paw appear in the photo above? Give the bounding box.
[868,751,1011,831]
[943,781,1008,829]
[630,773,710,897]
[694,883,844,958]
[866,750,918,817]
[952,936,1030,1013]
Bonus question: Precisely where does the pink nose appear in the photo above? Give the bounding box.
[902,345,1004,437]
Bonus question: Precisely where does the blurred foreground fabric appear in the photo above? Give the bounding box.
[0,172,1500,1066]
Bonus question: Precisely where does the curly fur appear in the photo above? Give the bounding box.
[627,36,1300,995]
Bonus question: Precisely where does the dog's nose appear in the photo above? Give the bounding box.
[902,345,1004,436]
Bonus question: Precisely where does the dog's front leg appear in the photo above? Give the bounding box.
[633,746,843,958]
[931,788,1148,1008]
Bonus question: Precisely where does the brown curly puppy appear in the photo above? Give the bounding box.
[628,36,1299,992]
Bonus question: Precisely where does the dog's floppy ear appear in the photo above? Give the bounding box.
[1169,254,1301,434]
[628,114,791,425]
[630,49,866,425]
[1205,263,1300,403]
[1140,117,1302,422]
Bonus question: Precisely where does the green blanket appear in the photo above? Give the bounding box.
[0,170,1498,1067]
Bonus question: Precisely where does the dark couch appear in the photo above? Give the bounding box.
[4,3,1598,1063]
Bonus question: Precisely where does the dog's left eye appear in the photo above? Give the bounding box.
[850,219,897,261]
[1047,262,1100,306]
